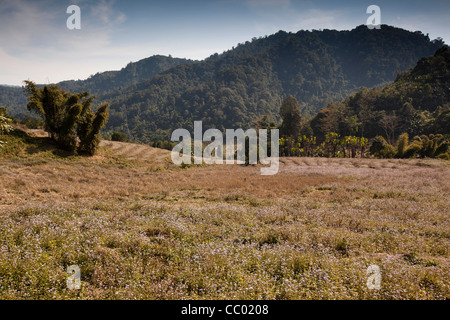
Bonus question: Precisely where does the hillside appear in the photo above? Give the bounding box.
[100,25,444,142]
[310,46,450,139]
[0,25,445,142]
[0,55,193,119]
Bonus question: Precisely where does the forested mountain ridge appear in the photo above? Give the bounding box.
[58,55,193,95]
[0,55,193,119]
[0,25,445,142]
[102,25,443,142]
[309,45,450,140]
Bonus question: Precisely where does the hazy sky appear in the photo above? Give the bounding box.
[1,0,449,85]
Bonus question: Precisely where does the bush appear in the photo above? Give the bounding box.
[402,134,449,158]
[111,131,128,142]
[0,115,14,135]
[370,136,395,158]
[396,133,409,158]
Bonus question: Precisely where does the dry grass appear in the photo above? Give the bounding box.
[0,132,449,299]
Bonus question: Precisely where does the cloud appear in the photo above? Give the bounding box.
[0,0,58,49]
[89,0,127,26]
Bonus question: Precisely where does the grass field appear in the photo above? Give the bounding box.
[0,131,449,299]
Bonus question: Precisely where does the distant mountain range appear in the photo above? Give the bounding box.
[0,25,445,142]
[59,55,194,96]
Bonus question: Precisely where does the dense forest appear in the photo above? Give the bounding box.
[278,46,449,160]
[58,55,193,96]
[310,46,450,140]
[100,25,444,142]
[0,25,446,142]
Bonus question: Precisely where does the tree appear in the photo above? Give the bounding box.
[77,103,109,155]
[23,80,109,155]
[395,133,409,158]
[253,114,276,129]
[379,112,399,145]
[279,96,303,138]
[358,100,373,138]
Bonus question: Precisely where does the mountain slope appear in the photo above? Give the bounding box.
[0,25,445,142]
[58,55,193,95]
[0,55,193,118]
[310,46,450,139]
[102,25,444,142]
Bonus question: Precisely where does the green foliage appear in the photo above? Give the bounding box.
[313,46,450,141]
[0,115,14,135]
[369,136,395,158]
[324,132,341,157]
[0,106,9,117]
[279,96,303,138]
[341,135,368,158]
[396,133,409,158]
[20,116,45,129]
[23,81,109,155]
[77,103,109,155]
[310,102,361,139]
[280,133,368,158]
[150,140,175,151]
[0,108,15,149]
[98,27,444,142]
[111,131,128,142]
[58,55,192,96]
[0,107,14,136]
[371,133,449,159]
[1,28,446,143]
[407,134,449,158]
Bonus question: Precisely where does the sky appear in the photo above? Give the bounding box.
[0,0,449,86]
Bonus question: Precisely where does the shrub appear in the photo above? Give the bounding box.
[370,136,395,158]
[0,115,14,135]
[23,80,109,155]
[111,132,128,142]
[436,152,450,160]
[396,133,409,158]
[403,134,449,158]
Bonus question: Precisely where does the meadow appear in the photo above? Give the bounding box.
[0,132,448,299]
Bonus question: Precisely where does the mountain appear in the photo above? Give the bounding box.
[0,55,193,118]
[310,46,450,139]
[0,25,445,142]
[58,55,194,95]
[100,25,444,142]
[0,86,27,117]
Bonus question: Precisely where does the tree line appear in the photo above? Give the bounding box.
[277,95,449,159]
